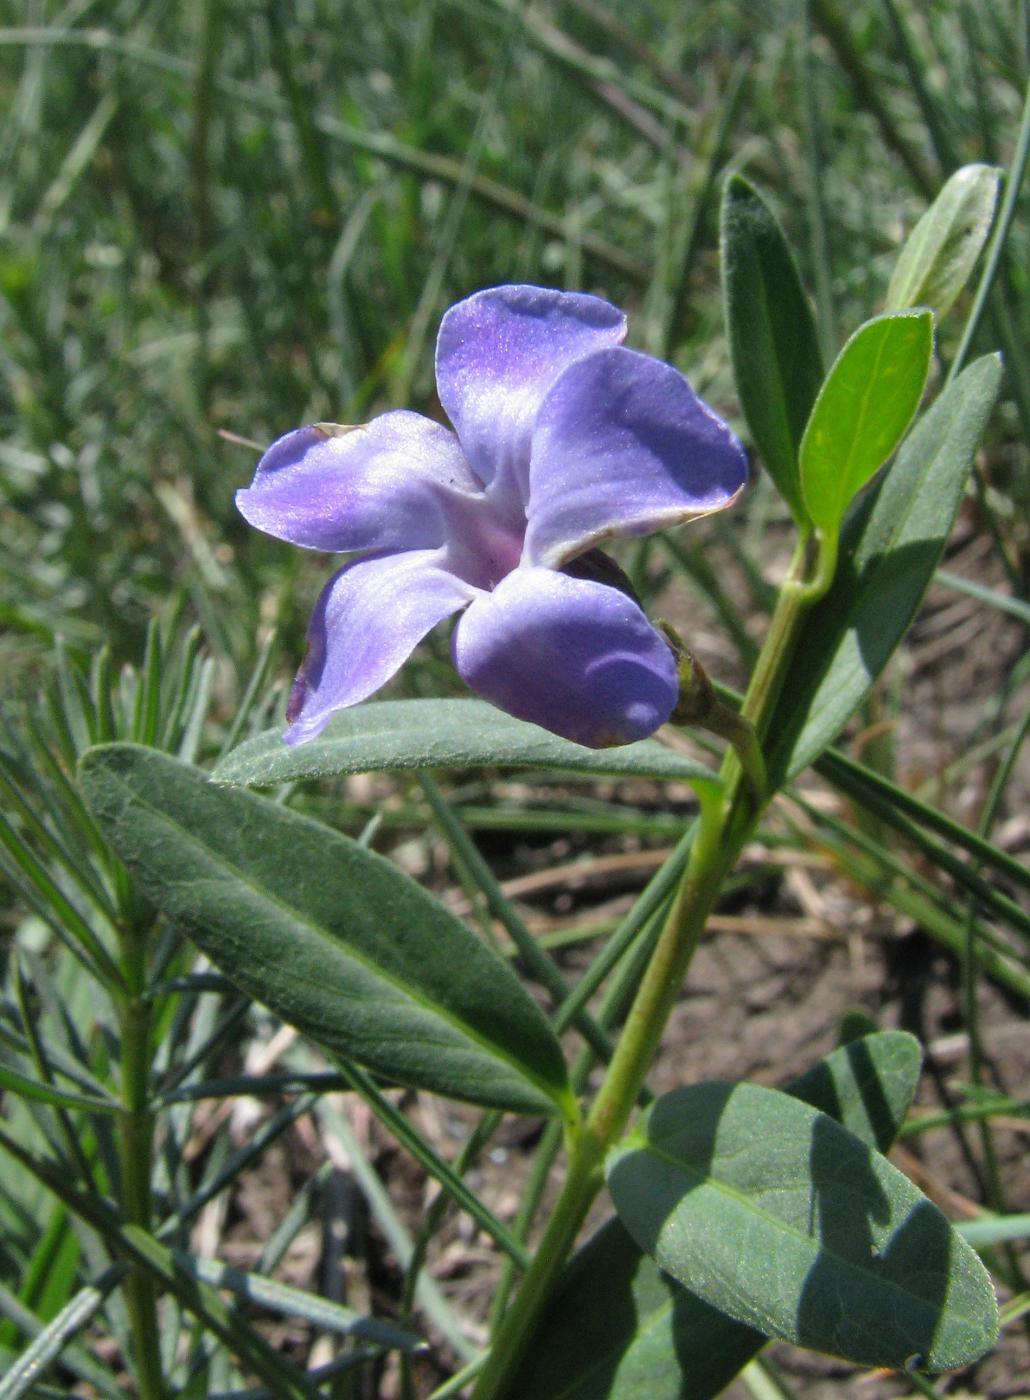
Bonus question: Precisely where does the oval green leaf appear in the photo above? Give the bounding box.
[78,744,570,1118]
[507,1215,763,1400]
[508,1031,924,1398]
[720,174,823,525]
[787,1028,922,1153]
[800,309,933,533]
[213,698,720,791]
[607,1082,998,1373]
[769,353,1002,783]
[886,164,1001,319]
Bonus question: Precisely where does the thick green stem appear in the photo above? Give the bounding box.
[583,786,728,1147]
[471,789,731,1400]
[468,1133,607,1400]
[738,534,831,738]
[721,531,835,817]
[471,527,840,1400]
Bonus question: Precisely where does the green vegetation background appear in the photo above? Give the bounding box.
[2,0,1025,710]
[1,3,1028,1394]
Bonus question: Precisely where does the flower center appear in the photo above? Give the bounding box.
[439,493,525,592]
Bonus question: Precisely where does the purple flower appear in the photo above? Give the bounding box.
[237,285,748,748]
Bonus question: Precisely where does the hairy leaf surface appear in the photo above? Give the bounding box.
[79,745,570,1117]
[213,698,718,790]
[721,174,823,524]
[886,164,1000,318]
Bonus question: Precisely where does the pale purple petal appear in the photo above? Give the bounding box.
[237,412,480,554]
[285,551,476,743]
[451,567,678,748]
[435,285,627,517]
[523,347,749,569]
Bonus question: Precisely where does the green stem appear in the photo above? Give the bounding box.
[584,785,730,1145]
[468,1131,608,1400]
[740,533,833,738]
[119,944,164,1400]
[701,702,767,807]
[471,789,730,1400]
[471,526,840,1400]
[489,894,674,1331]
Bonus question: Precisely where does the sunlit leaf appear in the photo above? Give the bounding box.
[770,353,1002,782]
[800,310,933,533]
[213,698,719,791]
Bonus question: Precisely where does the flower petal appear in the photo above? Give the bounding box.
[523,347,749,569]
[435,285,627,515]
[237,412,480,554]
[451,567,678,748]
[285,551,476,743]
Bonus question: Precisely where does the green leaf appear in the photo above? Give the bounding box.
[170,1251,424,1351]
[506,1031,924,1399]
[786,1028,922,1153]
[720,174,823,524]
[886,164,1001,319]
[770,353,1002,783]
[817,747,1030,894]
[800,309,934,533]
[506,1215,764,1400]
[0,1061,119,1117]
[78,745,570,1118]
[212,698,720,791]
[958,1213,1030,1249]
[607,1082,998,1373]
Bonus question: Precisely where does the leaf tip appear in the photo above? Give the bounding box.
[723,169,757,199]
[76,739,132,784]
